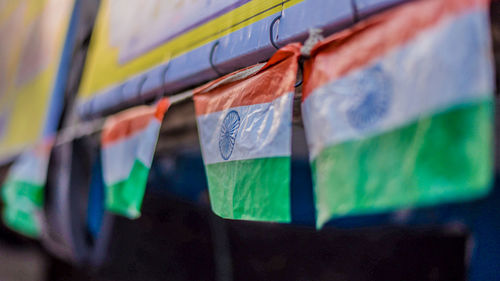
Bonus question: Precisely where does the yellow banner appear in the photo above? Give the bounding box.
[0,0,74,160]
[78,0,302,99]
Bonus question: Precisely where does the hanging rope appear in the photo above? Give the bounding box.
[54,63,267,146]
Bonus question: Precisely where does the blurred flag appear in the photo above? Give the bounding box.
[302,0,494,228]
[101,98,170,218]
[194,44,301,222]
[1,139,53,237]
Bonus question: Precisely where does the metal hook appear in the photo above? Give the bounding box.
[295,81,302,88]
[160,62,170,96]
[209,41,223,76]
[148,64,170,104]
[269,14,282,50]
[137,76,149,104]
[350,0,360,23]
[118,83,126,104]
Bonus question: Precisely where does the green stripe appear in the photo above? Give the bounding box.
[205,157,291,222]
[312,100,493,227]
[1,180,44,237]
[1,180,43,208]
[3,206,40,238]
[106,160,150,219]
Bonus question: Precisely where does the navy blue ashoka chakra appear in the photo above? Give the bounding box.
[219,110,240,160]
[346,66,392,130]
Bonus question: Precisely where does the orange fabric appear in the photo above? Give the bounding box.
[102,98,170,146]
[154,98,171,121]
[194,43,301,116]
[302,0,489,101]
[34,137,55,157]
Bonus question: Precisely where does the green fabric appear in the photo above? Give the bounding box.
[2,180,43,208]
[1,180,43,237]
[205,157,291,222]
[106,160,150,219]
[3,206,40,238]
[312,100,493,227]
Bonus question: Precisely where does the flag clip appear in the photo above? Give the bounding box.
[209,41,223,77]
[351,0,360,23]
[269,14,282,50]
[159,63,170,99]
[138,76,148,104]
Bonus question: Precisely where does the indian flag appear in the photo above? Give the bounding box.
[194,44,301,222]
[101,98,170,219]
[302,0,494,227]
[1,139,53,237]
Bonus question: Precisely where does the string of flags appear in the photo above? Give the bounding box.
[1,0,495,236]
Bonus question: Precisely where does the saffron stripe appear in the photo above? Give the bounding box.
[194,44,300,115]
[102,98,169,146]
[303,0,490,100]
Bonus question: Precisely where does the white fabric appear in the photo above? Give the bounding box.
[102,120,161,185]
[302,11,494,159]
[197,92,293,164]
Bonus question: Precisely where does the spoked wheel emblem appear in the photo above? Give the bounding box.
[346,66,392,130]
[219,110,240,160]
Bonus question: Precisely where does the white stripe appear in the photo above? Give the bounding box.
[136,120,161,167]
[102,120,161,185]
[197,93,293,165]
[302,11,494,160]
[8,149,49,185]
